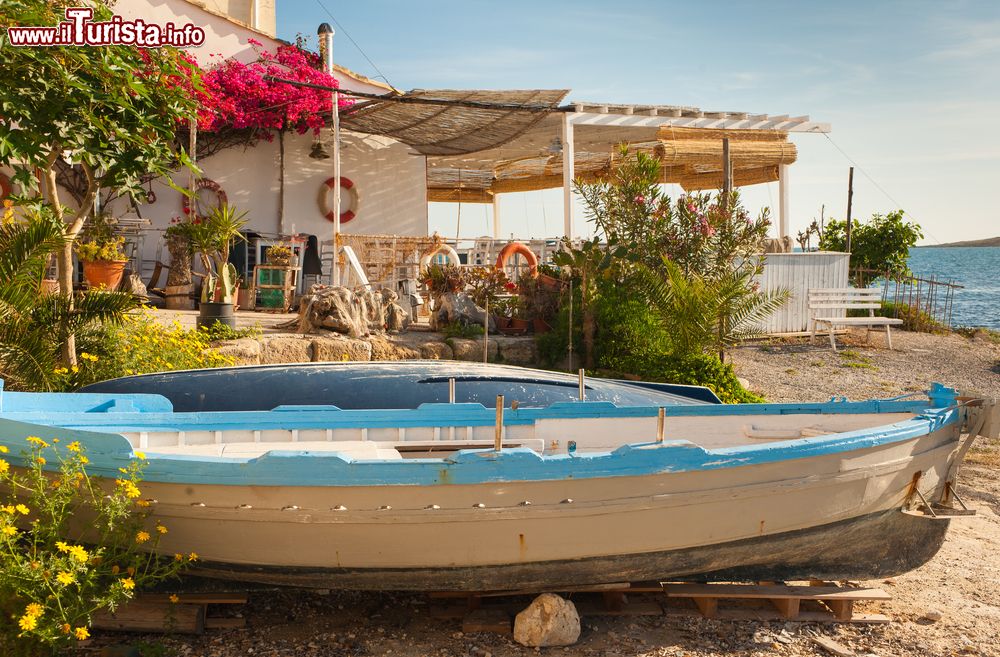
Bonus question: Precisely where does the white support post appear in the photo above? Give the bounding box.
[492,194,500,239]
[778,163,789,242]
[561,113,575,239]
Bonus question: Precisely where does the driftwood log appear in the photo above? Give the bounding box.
[280,284,409,337]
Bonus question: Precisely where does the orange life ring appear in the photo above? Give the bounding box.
[182,178,227,217]
[495,242,539,278]
[320,176,358,224]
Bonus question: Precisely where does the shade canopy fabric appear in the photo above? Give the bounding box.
[342,89,570,156]
[335,88,820,201]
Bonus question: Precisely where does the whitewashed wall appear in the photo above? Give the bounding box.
[756,252,850,334]
[102,0,428,277]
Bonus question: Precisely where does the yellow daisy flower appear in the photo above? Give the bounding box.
[18,614,37,631]
[135,531,150,544]
[121,577,135,590]
[56,571,75,586]
[74,626,90,640]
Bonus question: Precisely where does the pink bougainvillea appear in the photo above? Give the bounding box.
[185,40,352,138]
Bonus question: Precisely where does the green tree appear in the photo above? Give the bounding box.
[0,0,200,365]
[0,215,137,391]
[818,210,922,286]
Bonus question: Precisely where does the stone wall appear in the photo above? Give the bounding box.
[212,331,538,367]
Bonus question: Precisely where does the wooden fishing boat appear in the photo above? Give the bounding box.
[0,376,994,591]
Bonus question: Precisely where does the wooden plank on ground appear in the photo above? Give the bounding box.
[462,608,511,634]
[811,635,857,656]
[661,583,890,601]
[92,601,204,634]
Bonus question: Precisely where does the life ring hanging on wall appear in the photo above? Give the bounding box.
[495,241,539,278]
[320,176,359,223]
[182,178,228,218]
[419,243,461,272]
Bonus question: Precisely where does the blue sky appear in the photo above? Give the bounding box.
[278,0,1000,244]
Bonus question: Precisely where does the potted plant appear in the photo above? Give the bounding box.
[266,243,292,267]
[183,204,248,329]
[164,217,195,309]
[519,274,560,334]
[421,263,465,303]
[508,296,530,333]
[536,263,565,291]
[76,214,128,290]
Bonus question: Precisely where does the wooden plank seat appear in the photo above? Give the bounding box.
[808,288,902,351]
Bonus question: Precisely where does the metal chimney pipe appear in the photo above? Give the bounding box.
[317,23,341,286]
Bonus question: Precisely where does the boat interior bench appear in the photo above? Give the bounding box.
[808,288,902,351]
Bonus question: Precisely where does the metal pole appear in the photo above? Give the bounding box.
[567,279,573,372]
[483,297,489,364]
[318,23,341,286]
[845,167,854,254]
[578,368,585,401]
[656,407,665,443]
[494,395,504,452]
[722,138,732,212]
[448,377,455,403]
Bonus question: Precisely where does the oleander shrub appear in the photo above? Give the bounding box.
[0,438,195,656]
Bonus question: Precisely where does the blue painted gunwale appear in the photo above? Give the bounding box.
[0,385,961,488]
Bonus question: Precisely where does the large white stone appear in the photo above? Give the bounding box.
[512,593,581,647]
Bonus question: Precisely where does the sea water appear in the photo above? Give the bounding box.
[908,247,1000,330]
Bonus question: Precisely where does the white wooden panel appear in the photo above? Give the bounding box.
[756,253,850,334]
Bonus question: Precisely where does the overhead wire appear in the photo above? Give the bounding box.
[821,132,941,245]
[313,0,399,93]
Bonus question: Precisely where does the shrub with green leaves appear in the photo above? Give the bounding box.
[633,352,764,404]
[51,308,235,391]
[818,210,922,286]
[0,438,194,656]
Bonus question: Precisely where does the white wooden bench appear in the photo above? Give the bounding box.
[808,288,903,351]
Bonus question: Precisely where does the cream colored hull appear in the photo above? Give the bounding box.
[137,424,960,589]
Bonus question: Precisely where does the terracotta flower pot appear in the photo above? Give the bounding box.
[509,317,530,331]
[537,273,563,290]
[82,259,127,291]
[532,318,552,334]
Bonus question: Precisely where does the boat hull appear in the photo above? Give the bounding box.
[189,508,948,590]
[130,425,959,590]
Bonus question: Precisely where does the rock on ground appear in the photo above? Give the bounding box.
[448,337,499,362]
[512,593,581,647]
[311,335,373,362]
[259,336,313,364]
[211,338,262,365]
[369,336,422,361]
[495,337,537,366]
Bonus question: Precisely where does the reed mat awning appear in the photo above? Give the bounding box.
[342,89,570,156]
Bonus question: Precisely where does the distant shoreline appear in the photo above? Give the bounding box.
[919,236,1000,248]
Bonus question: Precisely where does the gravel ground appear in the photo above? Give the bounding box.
[728,328,1000,403]
[81,328,1000,657]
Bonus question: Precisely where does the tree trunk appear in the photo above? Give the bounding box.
[56,241,77,366]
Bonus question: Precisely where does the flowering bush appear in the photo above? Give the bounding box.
[53,308,235,390]
[0,438,194,656]
[195,40,352,138]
